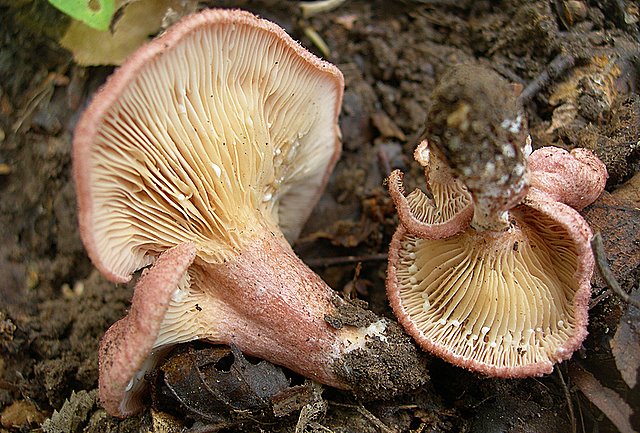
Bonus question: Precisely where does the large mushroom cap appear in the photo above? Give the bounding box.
[387,194,594,377]
[74,8,344,282]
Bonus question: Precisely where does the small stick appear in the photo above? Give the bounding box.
[328,402,395,433]
[591,232,640,309]
[518,53,576,103]
[557,368,577,433]
[305,253,388,268]
[377,147,392,178]
[299,0,348,18]
[302,26,331,58]
[588,290,611,310]
[0,378,19,392]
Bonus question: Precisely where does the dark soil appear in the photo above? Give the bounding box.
[1,1,639,432]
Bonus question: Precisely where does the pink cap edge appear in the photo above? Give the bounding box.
[98,242,196,417]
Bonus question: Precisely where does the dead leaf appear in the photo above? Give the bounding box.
[1,400,46,429]
[583,191,640,290]
[150,409,185,433]
[371,111,406,141]
[569,364,635,433]
[614,171,640,208]
[546,54,620,132]
[60,0,197,66]
[299,218,379,248]
[156,344,313,425]
[610,288,640,388]
[41,390,97,433]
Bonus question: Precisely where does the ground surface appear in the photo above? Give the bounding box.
[0,0,639,432]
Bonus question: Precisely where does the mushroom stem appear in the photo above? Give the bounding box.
[423,65,531,233]
[184,231,367,387]
[101,230,428,415]
[471,204,511,232]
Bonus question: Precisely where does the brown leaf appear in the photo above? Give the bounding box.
[155,344,312,425]
[371,111,406,141]
[583,191,640,290]
[569,364,635,433]
[0,400,46,429]
[614,171,640,208]
[610,288,640,388]
[299,218,379,248]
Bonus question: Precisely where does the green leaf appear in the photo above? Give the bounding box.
[48,0,115,31]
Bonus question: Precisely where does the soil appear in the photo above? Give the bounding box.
[0,0,639,432]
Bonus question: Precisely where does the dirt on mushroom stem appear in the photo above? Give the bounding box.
[425,64,530,232]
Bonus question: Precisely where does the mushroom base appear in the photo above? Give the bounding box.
[155,232,428,396]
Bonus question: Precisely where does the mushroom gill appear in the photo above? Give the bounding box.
[76,9,342,281]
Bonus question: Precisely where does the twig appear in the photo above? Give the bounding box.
[570,364,635,433]
[305,253,388,268]
[328,402,395,433]
[377,147,392,178]
[0,378,19,392]
[591,232,640,309]
[557,368,577,433]
[576,394,586,433]
[302,26,331,58]
[295,382,329,433]
[518,53,576,103]
[588,290,611,310]
[300,0,348,18]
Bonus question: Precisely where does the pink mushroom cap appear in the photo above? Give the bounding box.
[528,146,608,210]
[99,242,196,416]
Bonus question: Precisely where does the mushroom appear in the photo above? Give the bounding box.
[386,65,607,377]
[74,9,425,417]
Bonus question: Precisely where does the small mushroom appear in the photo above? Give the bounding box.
[386,64,607,377]
[74,9,425,417]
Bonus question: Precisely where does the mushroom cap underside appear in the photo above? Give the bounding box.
[388,141,473,239]
[386,199,593,377]
[74,8,344,282]
[99,242,196,416]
